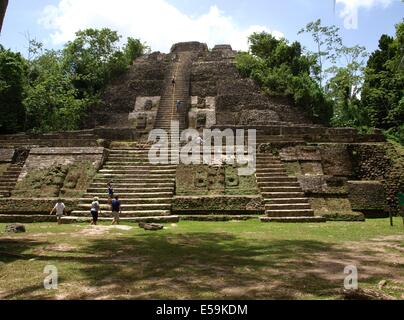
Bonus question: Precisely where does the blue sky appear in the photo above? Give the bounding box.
[0,0,402,56]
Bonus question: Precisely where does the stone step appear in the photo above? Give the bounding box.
[70,210,171,217]
[256,162,283,166]
[1,173,20,177]
[102,164,177,172]
[256,177,297,183]
[0,182,16,187]
[260,186,302,192]
[265,203,312,210]
[97,174,175,179]
[83,192,173,198]
[105,161,177,166]
[260,216,326,223]
[0,214,57,223]
[77,203,171,210]
[261,192,305,198]
[90,182,173,188]
[258,182,300,187]
[265,209,315,217]
[87,187,174,193]
[255,164,284,169]
[62,215,179,224]
[93,178,175,183]
[264,198,309,204]
[78,197,172,204]
[256,168,285,173]
[256,173,290,178]
[99,169,176,174]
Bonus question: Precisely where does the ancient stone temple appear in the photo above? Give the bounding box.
[0,42,402,223]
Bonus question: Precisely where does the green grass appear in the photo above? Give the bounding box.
[0,218,403,300]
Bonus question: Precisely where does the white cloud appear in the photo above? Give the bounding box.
[38,0,284,52]
[336,0,393,23]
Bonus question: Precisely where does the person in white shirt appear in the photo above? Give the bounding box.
[50,199,66,225]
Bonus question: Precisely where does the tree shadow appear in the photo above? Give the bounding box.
[1,232,401,299]
[69,233,399,299]
[0,238,49,263]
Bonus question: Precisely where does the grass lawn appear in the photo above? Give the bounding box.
[0,218,403,300]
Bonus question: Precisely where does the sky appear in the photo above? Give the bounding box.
[0,0,402,56]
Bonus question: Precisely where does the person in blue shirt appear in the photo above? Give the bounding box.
[111,195,122,225]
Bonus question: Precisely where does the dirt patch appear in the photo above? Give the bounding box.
[77,225,133,237]
[43,244,77,252]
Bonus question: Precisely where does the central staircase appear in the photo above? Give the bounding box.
[71,146,178,222]
[154,52,192,132]
[256,153,326,223]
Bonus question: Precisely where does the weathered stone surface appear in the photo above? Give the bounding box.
[0,198,78,214]
[280,146,322,162]
[309,197,364,221]
[0,215,57,223]
[128,96,160,131]
[298,176,348,195]
[171,42,208,53]
[173,195,264,214]
[139,222,164,231]
[348,181,386,212]
[189,96,216,129]
[320,144,353,177]
[176,164,258,196]
[19,147,105,181]
[0,149,15,162]
[5,223,26,233]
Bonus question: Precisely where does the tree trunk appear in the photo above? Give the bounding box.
[0,0,9,34]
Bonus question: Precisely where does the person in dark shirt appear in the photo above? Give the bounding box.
[107,182,114,204]
[111,195,122,225]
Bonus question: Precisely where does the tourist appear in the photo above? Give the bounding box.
[50,199,65,225]
[90,197,101,225]
[176,100,181,113]
[107,182,114,204]
[171,77,176,88]
[111,195,122,225]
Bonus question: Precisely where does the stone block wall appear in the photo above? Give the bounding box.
[348,181,387,215]
[128,96,161,132]
[272,142,400,219]
[173,195,264,215]
[188,96,216,129]
[14,147,106,198]
[0,148,14,162]
[175,163,262,215]
[20,147,105,180]
[89,53,171,128]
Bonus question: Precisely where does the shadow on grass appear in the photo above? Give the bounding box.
[0,238,49,263]
[1,232,399,299]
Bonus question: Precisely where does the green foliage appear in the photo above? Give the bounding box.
[361,21,404,143]
[0,45,27,133]
[123,37,149,65]
[236,32,333,124]
[0,28,148,134]
[298,19,342,86]
[63,28,128,97]
[23,49,88,132]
